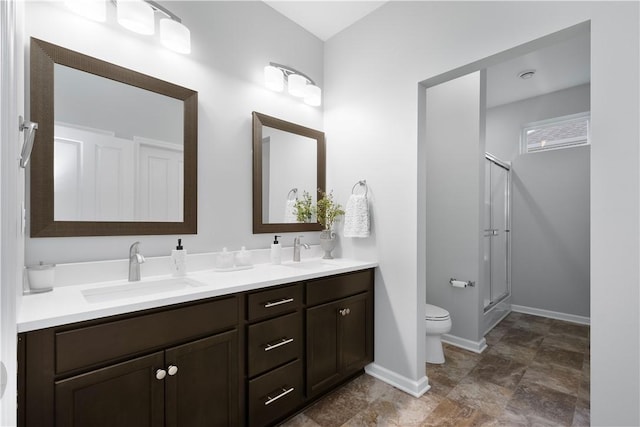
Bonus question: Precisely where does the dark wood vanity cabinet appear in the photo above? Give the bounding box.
[18,268,374,427]
[306,270,374,398]
[246,284,305,427]
[19,296,240,427]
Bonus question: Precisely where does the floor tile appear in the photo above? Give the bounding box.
[447,376,513,417]
[500,328,545,350]
[303,384,369,427]
[507,382,577,426]
[549,320,590,338]
[519,360,582,396]
[542,332,589,354]
[485,340,538,364]
[535,346,584,371]
[420,398,494,427]
[468,354,527,390]
[280,413,323,427]
[485,325,510,345]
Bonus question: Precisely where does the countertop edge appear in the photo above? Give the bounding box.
[18,260,378,333]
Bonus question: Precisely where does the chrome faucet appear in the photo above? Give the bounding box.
[293,235,311,262]
[128,241,145,282]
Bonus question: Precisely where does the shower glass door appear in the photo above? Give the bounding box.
[483,153,510,311]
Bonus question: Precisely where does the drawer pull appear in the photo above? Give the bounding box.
[339,308,351,316]
[264,298,294,308]
[264,386,295,406]
[155,369,167,380]
[264,337,294,352]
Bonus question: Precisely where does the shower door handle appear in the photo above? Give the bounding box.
[484,229,499,236]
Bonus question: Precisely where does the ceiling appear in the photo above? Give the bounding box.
[486,32,590,108]
[263,1,387,41]
[262,2,589,107]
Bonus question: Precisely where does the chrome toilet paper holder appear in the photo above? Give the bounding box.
[449,278,475,288]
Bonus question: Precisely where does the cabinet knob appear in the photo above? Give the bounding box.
[167,365,178,376]
[339,308,350,316]
[155,369,167,380]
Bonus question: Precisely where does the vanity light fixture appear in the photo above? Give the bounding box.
[67,0,191,54]
[116,0,155,35]
[264,62,322,107]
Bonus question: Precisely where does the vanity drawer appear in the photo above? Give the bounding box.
[55,296,237,374]
[248,359,304,427]
[247,284,302,321]
[247,311,302,378]
[306,269,373,306]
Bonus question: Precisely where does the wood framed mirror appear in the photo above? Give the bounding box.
[252,112,325,234]
[29,38,198,237]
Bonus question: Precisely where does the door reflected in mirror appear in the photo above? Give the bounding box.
[252,112,325,234]
[54,64,184,222]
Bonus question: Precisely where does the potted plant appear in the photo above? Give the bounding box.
[314,190,345,259]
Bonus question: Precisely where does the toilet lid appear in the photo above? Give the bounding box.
[425,303,450,320]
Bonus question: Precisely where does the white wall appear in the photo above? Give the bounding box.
[486,84,590,161]
[325,2,639,425]
[24,0,324,265]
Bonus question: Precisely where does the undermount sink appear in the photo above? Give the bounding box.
[281,259,340,270]
[82,277,205,303]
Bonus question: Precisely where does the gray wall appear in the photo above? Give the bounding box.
[425,72,484,344]
[486,84,590,162]
[511,146,590,317]
[486,84,591,318]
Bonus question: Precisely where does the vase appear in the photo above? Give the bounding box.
[319,230,337,259]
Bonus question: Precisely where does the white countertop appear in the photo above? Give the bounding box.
[17,257,378,333]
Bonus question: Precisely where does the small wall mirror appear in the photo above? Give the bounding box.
[29,38,198,237]
[252,112,325,233]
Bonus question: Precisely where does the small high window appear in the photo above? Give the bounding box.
[521,112,590,153]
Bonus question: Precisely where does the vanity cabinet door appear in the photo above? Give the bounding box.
[164,330,239,427]
[306,291,373,397]
[55,351,165,427]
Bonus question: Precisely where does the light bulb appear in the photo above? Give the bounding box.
[117,0,154,35]
[304,84,321,107]
[160,19,191,54]
[264,66,284,92]
[288,74,307,98]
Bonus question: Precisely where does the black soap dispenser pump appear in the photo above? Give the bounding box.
[171,238,187,276]
[270,235,282,265]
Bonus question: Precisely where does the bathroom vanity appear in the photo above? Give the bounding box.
[17,261,375,427]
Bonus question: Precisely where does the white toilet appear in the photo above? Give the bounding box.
[425,303,452,364]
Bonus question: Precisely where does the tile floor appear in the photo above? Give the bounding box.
[281,312,590,426]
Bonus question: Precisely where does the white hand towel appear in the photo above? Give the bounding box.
[284,199,297,223]
[343,194,370,238]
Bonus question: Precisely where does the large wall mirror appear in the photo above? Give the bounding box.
[252,112,325,233]
[29,38,198,237]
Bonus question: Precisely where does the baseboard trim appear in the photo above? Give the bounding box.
[364,363,430,398]
[441,334,488,354]
[512,304,590,325]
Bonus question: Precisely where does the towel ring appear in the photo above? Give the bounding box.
[287,188,298,201]
[351,180,368,196]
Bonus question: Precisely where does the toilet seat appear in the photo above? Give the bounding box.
[425,303,450,321]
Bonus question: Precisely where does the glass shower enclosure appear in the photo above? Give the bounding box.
[483,153,511,313]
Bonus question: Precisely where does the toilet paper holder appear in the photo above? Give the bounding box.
[450,278,475,288]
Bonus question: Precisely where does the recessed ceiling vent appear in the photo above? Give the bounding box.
[518,70,536,80]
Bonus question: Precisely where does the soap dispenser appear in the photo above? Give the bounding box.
[270,235,282,265]
[171,238,187,277]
